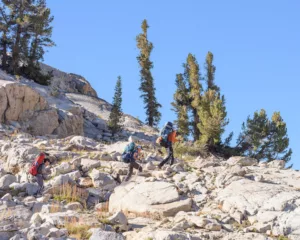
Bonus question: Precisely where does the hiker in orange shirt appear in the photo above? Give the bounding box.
[157,122,176,169]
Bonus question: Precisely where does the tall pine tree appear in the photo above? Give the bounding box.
[185,53,202,141]
[0,0,54,84]
[205,51,219,92]
[136,19,161,127]
[197,89,228,149]
[0,2,13,70]
[5,0,33,74]
[28,0,54,67]
[171,73,189,140]
[108,76,123,136]
[198,51,228,150]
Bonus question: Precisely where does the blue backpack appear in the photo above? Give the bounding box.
[122,142,135,163]
[159,122,173,146]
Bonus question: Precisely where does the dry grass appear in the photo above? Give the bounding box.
[65,217,92,240]
[96,201,110,220]
[49,203,62,213]
[52,184,88,207]
[0,208,13,222]
[11,165,20,175]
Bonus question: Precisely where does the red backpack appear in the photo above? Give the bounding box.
[29,153,45,176]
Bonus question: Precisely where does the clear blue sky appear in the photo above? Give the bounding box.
[44,1,300,169]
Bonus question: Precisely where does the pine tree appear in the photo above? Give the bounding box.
[198,51,228,150]
[5,0,33,74]
[0,0,54,84]
[28,0,54,67]
[136,19,161,127]
[0,2,13,70]
[238,109,292,162]
[197,89,228,149]
[171,73,189,140]
[205,51,219,92]
[185,53,202,141]
[108,76,123,136]
[22,0,54,85]
[237,109,269,160]
[265,112,292,162]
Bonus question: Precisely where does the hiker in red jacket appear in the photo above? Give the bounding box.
[36,158,51,195]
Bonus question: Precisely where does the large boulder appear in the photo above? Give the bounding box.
[41,63,98,97]
[0,174,17,190]
[69,136,97,149]
[190,156,221,169]
[217,179,300,216]
[267,160,286,169]
[226,156,257,166]
[4,143,39,171]
[109,181,191,216]
[80,158,101,171]
[0,80,60,135]
[90,169,116,190]
[89,229,124,240]
[53,108,84,138]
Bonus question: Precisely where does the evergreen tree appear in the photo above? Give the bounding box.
[198,51,228,150]
[4,0,33,74]
[265,112,292,162]
[28,0,54,67]
[197,89,228,149]
[108,76,123,136]
[0,0,54,84]
[185,53,202,141]
[22,0,54,85]
[171,73,189,140]
[0,2,13,70]
[238,109,292,162]
[205,51,219,92]
[136,19,161,127]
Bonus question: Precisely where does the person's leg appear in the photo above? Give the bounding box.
[125,160,142,181]
[36,174,44,194]
[158,147,171,168]
[124,163,134,182]
[169,145,174,166]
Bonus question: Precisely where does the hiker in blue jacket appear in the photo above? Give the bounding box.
[122,141,143,181]
[158,122,175,169]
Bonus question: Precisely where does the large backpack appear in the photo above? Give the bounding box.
[122,142,136,163]
[29,153,45,176]
[156,122,175,147]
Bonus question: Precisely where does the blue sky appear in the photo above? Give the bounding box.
[44,1,300,169]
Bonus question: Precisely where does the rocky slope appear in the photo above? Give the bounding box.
[0,130,299,240]
[0,69,157,142]
[0,67,299,240]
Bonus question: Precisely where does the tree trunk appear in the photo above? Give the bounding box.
[1,33,8,70]
[29,35,38,66]
[10,24,21,74]
[192,108,200,141]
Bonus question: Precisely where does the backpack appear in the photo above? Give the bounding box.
[156,122,175,147]
[122,142,136,163]
[29,153,45,176]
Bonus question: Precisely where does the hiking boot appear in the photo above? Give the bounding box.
[124,175,131,182]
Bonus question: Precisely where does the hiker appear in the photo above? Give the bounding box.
[156,122,176,169]
[29,152,51,196]
[36,158,51,195]
[121,139,143,182]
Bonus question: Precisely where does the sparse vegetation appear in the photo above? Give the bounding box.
[173,141,208,159]
[65,220,92,240]
[52,184,87,207]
